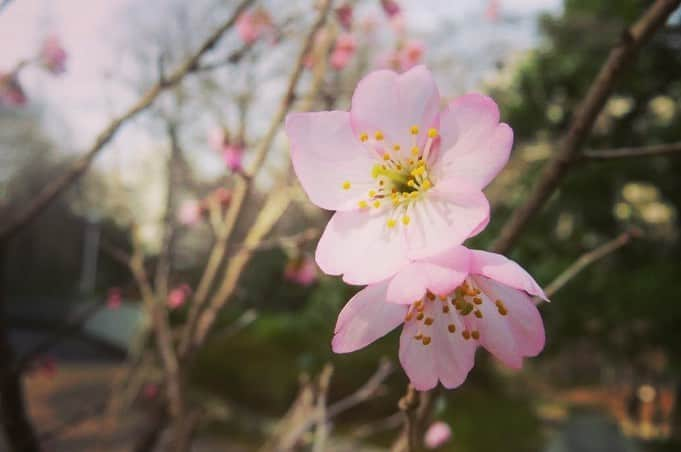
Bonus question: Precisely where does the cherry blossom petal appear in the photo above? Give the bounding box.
[435,94,512,190]
[332,281,407,353]
[316,209,409,285]
[469,250,547,300]
[386,246,470,304]
[287,111,377,211]
[405,183,489,260]
[399,301,476,390]
[350,65,440,149]
[471,276,545,369]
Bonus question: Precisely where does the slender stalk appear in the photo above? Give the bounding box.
[582,141,681,161]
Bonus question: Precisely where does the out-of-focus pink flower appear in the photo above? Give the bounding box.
[380,0,401,18]
[424,421,452,449]
[236,9,274,45]
[485,0,500,22]
[223,144,244,173]
[330,33,357,70]
[107,287,122,310]
[399,41,424,71]
[0,71,26,106]
[168,284,191,310]
[39,35,67,75]
[178,200,202,226]
[286,66,510,285]
[335,4,353,30]
[143,383,159,400]
[331,245,547,391]
[209,127,229,152]
[284,255,319,287]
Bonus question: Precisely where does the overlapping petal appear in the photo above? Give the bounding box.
[316,209,409,285]
[469,250,547,300]
[332,281,407,353]
[350,65,440,149]
[435,94,513,190]
[287,111,377,211]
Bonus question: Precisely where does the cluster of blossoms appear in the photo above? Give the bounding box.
[178,187,232,226]
[286,65,547,392]
[0,35,67,107]
[236,8,275,45]
[209,127,245,174]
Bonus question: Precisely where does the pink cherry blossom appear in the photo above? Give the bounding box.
[335,4,353,30]
[168,284,191,310]
[223,144,244,173]
[399,41,424,71]
[107,287,122,309]
[331,245,546,391]
[424,421,452,449]
[236,9,273,45]
[286,66,513,285]
[178,200,202,225]
[485,0,501,22]
[0,71,26,106]
[39,35,67,75]
[330,33,357,70]
[284,255,319,287]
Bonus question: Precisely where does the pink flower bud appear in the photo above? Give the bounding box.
[143,383,159,400]
[330,33,357,70]
[335,4,353,30]
[40,35,67,75]
[178,200,202,226]
[236,9,274,45]
[209,127,228,152]
[424,421,452,449]
[107,287,122,309]
[284,255,318,287]
[223,145,244,173]
[380,0,401,18]
[399,40,425,72]
[0,71,27,106]
[168,284,191,310]
[212,187,232,206]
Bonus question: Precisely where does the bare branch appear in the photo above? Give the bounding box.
[582,141,681,161]
[492,0,681,254]
[0,0,255,242]
[544,230,636,298]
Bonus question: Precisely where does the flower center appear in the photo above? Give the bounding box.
[343,125,439,229]
[403,278,509,346]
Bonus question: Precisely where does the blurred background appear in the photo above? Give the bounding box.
[1,0,681,451]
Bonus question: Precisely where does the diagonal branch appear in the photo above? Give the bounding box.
[582,141,681,161]
[492,0,681,254]
[0,0,254,242]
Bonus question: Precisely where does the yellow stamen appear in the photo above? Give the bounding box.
[471,330,480,340]
[392,144,401,151]
[373,200,381,208]
[358,200,368,209]
[360,132,368,142]
[386,218,397,228]
[374,131,384,141]
[424,317,434,326]
[448,324,457,333]
[411,146,420,156]
[427,128,439,138]
[342,181,351,190]
[402,215,411,225]
[382,153,390,161]
[422,336,431,345]
[369,190,376,197]
[410,125,419,135]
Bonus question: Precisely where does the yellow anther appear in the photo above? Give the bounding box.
[447,324,457,333]
[407,159,415,165]
[373,200,381,208]
[392,198,400,206]
[405,313,413,322]
[424,317,434,326]
[474,310,483,319]
[393,144,401,151]
[382,153,390,161]
[498,306,508,316]
[422,336,431,345]
[421,180,432,190]
[374,131,384,141]
[462,330,471,340]
[342,181,351,190]
[411,166,425,177]
[473,297,482,305]
[386,218,397,228]
[409,192,419,199]
[358,200,368,209]
[427,128,439,138]
[411,146,420,156]
[414,333,423,340]
[359,132,368,142]
[407,180,416,188]
[410,125,419,135]
[369,190,376,197]
[442,305,450,313]
[426,292,436,301]
[416,312,424,321]
[471,330,480,340]
[402,215,411,225]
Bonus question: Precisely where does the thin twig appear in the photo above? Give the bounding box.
[492,0,681,254]
[312,364,334,452]
[0,0,255,242]
[544,230,636,298]
[398,385,419,452]
[582,142,681,161]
